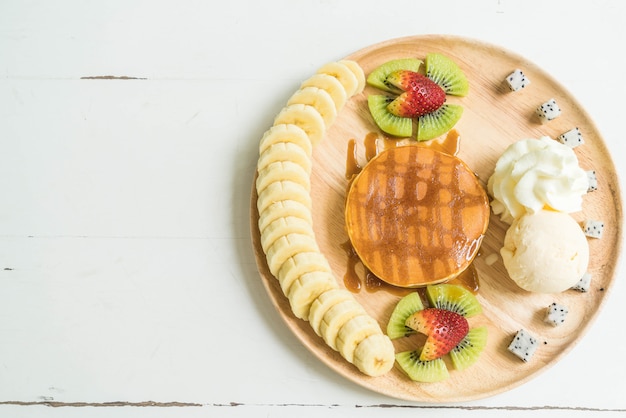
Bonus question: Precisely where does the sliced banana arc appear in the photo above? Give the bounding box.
[336,314,383,363]
[319,298,367,350]
[308,288,356,336]
[339,59,366,93]
[259,124,313,158]
[273,104,326,146]
[287,271,338,320]
[256,180,312,215]
[256,161,311,194]
[353,333,396,377]
[317,61,360,98]
[287,87,338,128]
[257,141,312,175]
[256,60,395,377]
[265,232,319,277]
[260,215,316,254]
[300,73,347,113]
[258,199,312,233]
[277,251,332,296]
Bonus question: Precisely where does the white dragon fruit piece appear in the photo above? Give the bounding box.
[544,302,568,326]
[571,272,592,292]
[508,329,539,362]
[583,219,604,239]
[558,127,584,148]
[586,170,598,192]
[536,98,561,121]
[506,69,531,91]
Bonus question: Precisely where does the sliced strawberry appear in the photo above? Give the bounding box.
[405,308,469,361]
[385,70,432,92]
[384,71,446,118]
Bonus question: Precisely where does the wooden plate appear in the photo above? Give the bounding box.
[250,35,623,402]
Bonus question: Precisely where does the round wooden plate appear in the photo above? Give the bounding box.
[250,35,623,402]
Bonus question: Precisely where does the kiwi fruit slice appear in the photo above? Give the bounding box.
[366,58,423,93]
[425,53,469,97]
[449,326,488,371]
[426,283,482,318]
[416,103,463,141]
[367,95,413,137]
[386,291,424,339]
[395,349,449,382]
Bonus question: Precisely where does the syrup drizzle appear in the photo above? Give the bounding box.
[448,263,480,294]
[341,240,413,296]
[346,129,461,180]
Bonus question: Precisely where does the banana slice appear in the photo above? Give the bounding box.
[256,180,312,215]
[336,314,382,363]
[265,232,319,276]
[273,104,326,146]
[308,288,356,336]
[257,141,312,175]
[317,61,360,98]
[258,199,312,233]
[288,271,338,320]
[339,59,366,94]
[277,251,331,296]
[259,124,312,158]
[256,161,310,196]
[352,333,396,377]
[319,298,367,350]
[300,73,347,113]
[260,215,315,254]
[287,87,337,128]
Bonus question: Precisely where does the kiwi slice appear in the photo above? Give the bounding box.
[367,95,413,137]
[366,58,423,93]
[449,326,488,371]
[425,53,469,97]
[416,103,463,141]
[426,283,482,318]
[386,291,424,339]
[395,349,449,382]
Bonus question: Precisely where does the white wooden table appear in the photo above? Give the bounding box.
[1,1,625,416]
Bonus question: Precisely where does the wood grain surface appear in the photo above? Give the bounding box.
[250,35,623,402]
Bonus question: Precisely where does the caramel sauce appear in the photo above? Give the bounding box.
[345,138,362,181]
[342,129,482,295]
[341,240,362,293]
[416,129,461,156]
[346,129,461,181]
[363,132,381,161]
[448,263,480,294]
[342,240,413,296]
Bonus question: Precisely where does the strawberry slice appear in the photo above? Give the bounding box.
[385,70,433,92]
[405,308,469,361]
[384,70,446,118]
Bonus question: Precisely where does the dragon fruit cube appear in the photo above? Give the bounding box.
[536,98,561,121]
[508,329,539,362]
[544,302,568,326]
[506,69,530,91]
[571,272,592,292]
[586,170,598,192]
[583,219,604,239]
[558,127,584,148]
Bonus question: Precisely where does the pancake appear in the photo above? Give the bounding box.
[344,145,489,288]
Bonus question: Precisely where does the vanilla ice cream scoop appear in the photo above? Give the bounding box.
[487,137,589,224]
[501,210,589,293]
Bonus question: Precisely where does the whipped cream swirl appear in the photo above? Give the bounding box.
[487,137,589,224]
